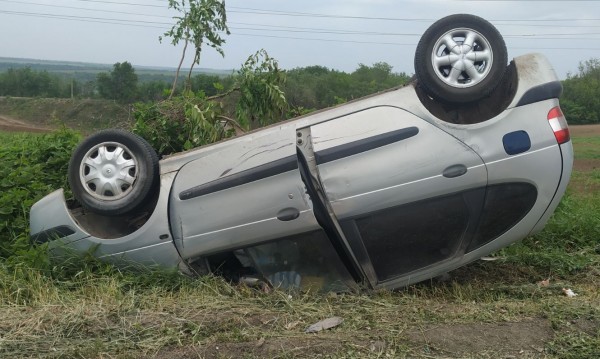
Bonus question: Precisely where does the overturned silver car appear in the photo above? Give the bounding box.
[31,15,573,291]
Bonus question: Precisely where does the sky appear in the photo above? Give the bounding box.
[1,0,600,79]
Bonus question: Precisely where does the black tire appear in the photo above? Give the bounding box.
[68,129,159,216]
[414,14,507,104]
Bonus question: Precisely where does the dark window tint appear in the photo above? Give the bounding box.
[355,193,469,281]
[467,183,537,252]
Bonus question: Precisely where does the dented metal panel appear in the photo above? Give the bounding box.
[309,106,488,219]
[169,125,320,260]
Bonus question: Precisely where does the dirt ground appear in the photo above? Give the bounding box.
[569,124,600,175]
[0,114,50,133]
[149,316,590,358]
[569,124,600,137]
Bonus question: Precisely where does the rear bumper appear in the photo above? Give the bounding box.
[30,189,90,245]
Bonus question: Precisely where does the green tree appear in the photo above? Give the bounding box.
[561,58,600,124]
[234,49,287,128]
[161,0,230,97]
[96,62,139,103]
[133,50,287,155]
[0,67,66,97]
[137,80,171,102]
[190,73,223,97]
[282,62,411,110]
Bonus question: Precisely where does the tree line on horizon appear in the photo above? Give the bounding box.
[0,58,598,125]
[0,61,411,108]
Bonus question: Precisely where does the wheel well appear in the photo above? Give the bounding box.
[415,60,518,124]
[66,193,158,239]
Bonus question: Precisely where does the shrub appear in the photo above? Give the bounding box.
[0,129,80,259]
[132,92,236,156]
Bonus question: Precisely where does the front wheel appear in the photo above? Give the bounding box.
[414,14,508,104]
[68,129,159,216]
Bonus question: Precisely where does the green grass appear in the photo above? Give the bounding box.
[0,130,79,257]
[572,135,600,160]
[0,131,598,358]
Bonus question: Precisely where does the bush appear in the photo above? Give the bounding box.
[0,129,80,259]
[132,93,236,156]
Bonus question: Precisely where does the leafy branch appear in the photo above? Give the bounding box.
[161,0,230,98]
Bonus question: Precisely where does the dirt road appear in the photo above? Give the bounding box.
[0,115,51,133]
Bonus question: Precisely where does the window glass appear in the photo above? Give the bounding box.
[355,193,469,281]
[467,183,537,252]
[243,230,356,292]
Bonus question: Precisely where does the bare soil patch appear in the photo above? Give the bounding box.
[572,158,599,172]
[570,124,600,137]
[154,336,358,359]
[0,114,50,133]
[570,124,600,173]
[151,319,556,359]
[405,319,552,358]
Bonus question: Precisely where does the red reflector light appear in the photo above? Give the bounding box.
[547,106,570,144]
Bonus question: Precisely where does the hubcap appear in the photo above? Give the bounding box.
[79,142,138,201]
[431,27,493,88]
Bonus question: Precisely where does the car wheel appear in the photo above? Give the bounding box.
[414,14,507,104]
[68,129,159,216]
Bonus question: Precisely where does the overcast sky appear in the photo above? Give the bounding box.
[1,0,599,78]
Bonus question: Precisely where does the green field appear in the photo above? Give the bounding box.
[0,57,233,84]
[0,128,598,358]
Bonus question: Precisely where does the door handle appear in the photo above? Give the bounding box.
[443,164,468,178]
[277,207,300,221]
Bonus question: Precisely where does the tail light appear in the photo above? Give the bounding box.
[547,106,570,144]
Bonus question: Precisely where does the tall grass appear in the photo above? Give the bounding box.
[0,130,79,259]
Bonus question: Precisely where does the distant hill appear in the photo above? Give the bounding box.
[0,57,234,83]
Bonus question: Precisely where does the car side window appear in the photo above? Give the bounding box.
[346,192,470,282]
[243,230,357,292]
[467,183,537,252]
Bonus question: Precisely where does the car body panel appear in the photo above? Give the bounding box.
[308,105,487,218]
[31,188,91,246]
[169,125,321,259]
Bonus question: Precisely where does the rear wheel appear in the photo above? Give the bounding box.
[415,14,507,103]
[68,129,159,216]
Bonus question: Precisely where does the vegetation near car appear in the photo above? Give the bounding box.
[0,129,598,357]
[561,58,600,124]
[0,130,79,258]
[132,49,288,156]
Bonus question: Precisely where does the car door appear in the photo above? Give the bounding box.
[301,106,488,285]
[169,124,322,261]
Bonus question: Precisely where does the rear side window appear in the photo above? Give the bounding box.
[467,183,537,252]
[354,193,470,282]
